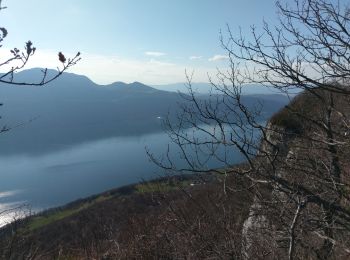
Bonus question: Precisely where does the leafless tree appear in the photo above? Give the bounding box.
[0,0,80,135]
[149,0,350,259]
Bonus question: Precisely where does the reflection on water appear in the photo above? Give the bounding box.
[0,190,31,227]
[0,190,22,199]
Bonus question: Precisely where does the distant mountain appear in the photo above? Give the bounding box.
[0,69,290,155]
[107,81,158,93]
[151,82,285,95]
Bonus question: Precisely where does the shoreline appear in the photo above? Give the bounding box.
[0,171,219,233]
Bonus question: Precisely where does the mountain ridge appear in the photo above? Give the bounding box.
[0,68,289,156]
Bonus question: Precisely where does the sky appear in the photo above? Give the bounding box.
[0,0,280,85]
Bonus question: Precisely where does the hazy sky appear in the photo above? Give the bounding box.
[1,0,279,84]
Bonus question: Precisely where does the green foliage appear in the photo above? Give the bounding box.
[27,208,80,231]
[135,180,192,193]
[25,194,112,231]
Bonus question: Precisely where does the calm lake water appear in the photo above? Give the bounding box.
[0,128,248,226]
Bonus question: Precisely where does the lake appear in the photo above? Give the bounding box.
[0,127,248,226]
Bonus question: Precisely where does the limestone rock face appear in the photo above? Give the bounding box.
[242,121,297,259]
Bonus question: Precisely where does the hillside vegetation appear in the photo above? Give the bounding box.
[0,173,254,259]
